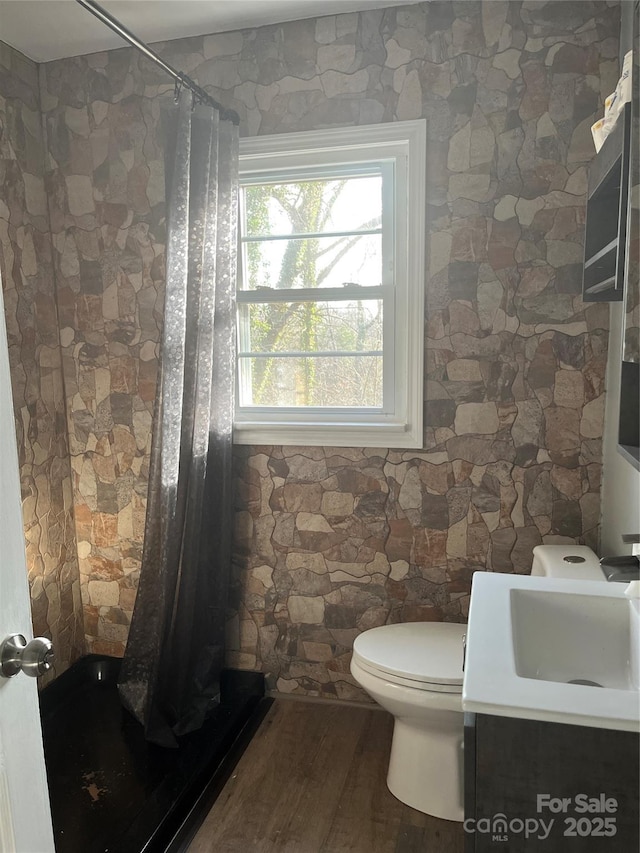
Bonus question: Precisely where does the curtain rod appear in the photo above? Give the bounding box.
[74,0,240,124]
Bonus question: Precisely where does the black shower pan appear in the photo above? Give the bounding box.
[39,656,270,853]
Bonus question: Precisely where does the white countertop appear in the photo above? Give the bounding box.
[462,572,640,733]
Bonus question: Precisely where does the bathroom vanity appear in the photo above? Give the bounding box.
[464,713,639,852]
[462,570,640,852]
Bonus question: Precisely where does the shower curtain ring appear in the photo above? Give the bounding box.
[174,75,183,103]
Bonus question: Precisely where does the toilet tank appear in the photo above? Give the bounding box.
[531,545,603,580]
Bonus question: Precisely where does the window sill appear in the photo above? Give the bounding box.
[233,420,423,449]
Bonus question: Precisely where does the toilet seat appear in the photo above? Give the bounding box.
[352,622,465,694]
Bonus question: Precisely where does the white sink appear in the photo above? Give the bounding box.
[462,573,640,732]
[511,589,635,691]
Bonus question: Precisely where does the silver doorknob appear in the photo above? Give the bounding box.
[0,634,54,678]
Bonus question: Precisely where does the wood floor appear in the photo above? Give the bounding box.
[188,699,465,853]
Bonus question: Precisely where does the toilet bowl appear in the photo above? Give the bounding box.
[351,621,465,820]
[350,545,605,821]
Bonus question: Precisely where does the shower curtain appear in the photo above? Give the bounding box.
[118,89,238,747]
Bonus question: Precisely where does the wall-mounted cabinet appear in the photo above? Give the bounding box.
[618,1,640,469]
[582,103,632,301]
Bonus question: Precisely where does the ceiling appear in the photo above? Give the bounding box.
[0,0,419,62]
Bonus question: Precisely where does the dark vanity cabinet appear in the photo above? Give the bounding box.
[464,713,639,852]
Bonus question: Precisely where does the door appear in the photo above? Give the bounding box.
[0,282,54,851]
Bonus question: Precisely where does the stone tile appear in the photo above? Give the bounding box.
[1,42,84,676]
[288,596,325,624]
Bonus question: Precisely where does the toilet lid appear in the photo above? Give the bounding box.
[352,622,465,688]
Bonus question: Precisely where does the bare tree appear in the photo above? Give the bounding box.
[242,178,383,406]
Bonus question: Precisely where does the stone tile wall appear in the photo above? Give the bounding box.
[39,1,618,698]
[0,41,84,680]
[40,53,167,656]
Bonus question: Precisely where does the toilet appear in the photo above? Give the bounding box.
[350,545,604,821]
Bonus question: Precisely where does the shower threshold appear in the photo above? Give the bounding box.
[39,656,270,853]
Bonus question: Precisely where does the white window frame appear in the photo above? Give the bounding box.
[234,119,426,449]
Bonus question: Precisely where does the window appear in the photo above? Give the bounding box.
[235,120,426,448]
